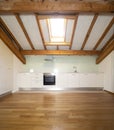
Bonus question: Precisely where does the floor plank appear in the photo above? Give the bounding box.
[0,91,114,130]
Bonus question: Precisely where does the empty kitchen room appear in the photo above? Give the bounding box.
[0,0,114,130]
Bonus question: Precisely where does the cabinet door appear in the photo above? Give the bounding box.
[31,73,43,88]
[97,73,104,87]
[79,73,98,87]
[56,73,68,87]
[17,73,43,89]
[68,73,79,87]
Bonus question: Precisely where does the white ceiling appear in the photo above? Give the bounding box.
[0,13,114,51]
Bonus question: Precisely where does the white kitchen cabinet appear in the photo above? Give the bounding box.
[17,73,43,89]
[97,73,104,87]
[31,73,43,88]
[16,72,104,89]
[56,73,80,88]
[79,73,96,87]
[56,73,68,87]
[68,73,79,87]
[79,73,103,87]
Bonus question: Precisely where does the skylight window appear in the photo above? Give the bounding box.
[39,17,75,46]
[48,18,66,42]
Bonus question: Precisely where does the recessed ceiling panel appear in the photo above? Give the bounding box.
[20,14,44,50]
[0,15,32,50]
[85,15,114,50]
[39,19,50,42]
[65,19,74,42]
[71,14,94,50]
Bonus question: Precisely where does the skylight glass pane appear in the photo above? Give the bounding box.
[48,18,66,42]
[49,18,65,37]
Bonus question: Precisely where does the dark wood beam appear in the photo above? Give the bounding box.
[101,34,114,51]
[21,50,100,55]
[0,27,26,64]
[35,14,46,50]
[93,17,114,50]
[96,40,114,64]
[15,14,35,50]
[0,1,114,14]
[38,15,76,19]
[0,17,23,51]
[45,42,70,46]
[81,14,98,50]
[69,15,78,50]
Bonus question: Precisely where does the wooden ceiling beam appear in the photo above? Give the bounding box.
[0,27,26,64]
[21,50,100,55]
[0,1,114,13]
[69,15,78,50]
[101,33,114,51]
[15,14,35,50]
[35,14,46,50]
[38,15,76,19]
[93,17,114,50]
[96,40,114,64]
[45,42,70,46]
[0,17,23,51]
[81,14,98,50]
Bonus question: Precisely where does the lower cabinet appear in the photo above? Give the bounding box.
[56,73,68,88]
[67,73,79,88]
[79,73,104,87]
[56,73,80,88]
[16,72,104,89]
[17,73,43,89]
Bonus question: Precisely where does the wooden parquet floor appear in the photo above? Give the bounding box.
[0,91,114,130]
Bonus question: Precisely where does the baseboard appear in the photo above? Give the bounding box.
[19,87,103,91]
[104,90,114,95]
[12,89,19,93]
[0,91,12,98]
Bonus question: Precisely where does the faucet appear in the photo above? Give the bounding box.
[73,66,77,73]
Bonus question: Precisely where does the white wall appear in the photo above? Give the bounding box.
[99,51,114,92]
[13,55,24,92]
[112,52,114,91]
[0,39,13,95]
[0,38,101,93]
[23,55,99,73]
[13,55,100,90]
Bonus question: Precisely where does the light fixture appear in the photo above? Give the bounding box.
[29,69,34,73]
[54,68,58,73]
